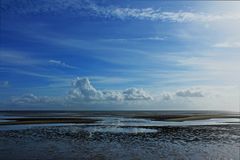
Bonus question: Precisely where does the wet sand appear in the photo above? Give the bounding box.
[0,117,97,125]
[0,110,239,125]
[134,114,240,121]
[0,124,239,160]
[0,111,239,160]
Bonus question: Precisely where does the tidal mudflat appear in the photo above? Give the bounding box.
[0,111,239,160]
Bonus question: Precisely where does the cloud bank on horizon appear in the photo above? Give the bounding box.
[68,77,153,101]
[0,0,240,111]
[5,77,236,111]
[9,77,154,107]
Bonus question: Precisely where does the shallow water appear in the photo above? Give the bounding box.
[77,116,240,133]
[0,113,239,133]
[0,124,239,160]
[0,116,239,133]
[0,111,239,160]
[0,115,23,122]
[89,116,240,127]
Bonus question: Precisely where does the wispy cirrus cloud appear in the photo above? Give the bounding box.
[11,93,56,105]
[100,36,165,42]
[213,42,240,48]
[0,50,58,69]
[0,50,41,66]
[49,60,77,69]
[2,0,240,22]
[96,8,240,22]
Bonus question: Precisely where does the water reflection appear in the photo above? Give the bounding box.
[0,116,239,133]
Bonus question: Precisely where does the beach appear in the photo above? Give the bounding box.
[0,111,239,160]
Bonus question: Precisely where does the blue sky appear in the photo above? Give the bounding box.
[0,0,240,111]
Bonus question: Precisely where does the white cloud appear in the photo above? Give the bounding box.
[69,2,240,22]
[68,77,153,101]
[6,82,239,111]
[0,50,78,70]
[158,88,205,101]
[122,88,153,100]
[161,93,172,101]
[175,89,204,97]
[2,0,240,22]
[49,59,76,69]
[213,42,240,48]
[0,67,59,80]
[0,50,40,66]
[6,77,152,107]
[11,94,56,105]
[68,77,103,101]
[103,8,240,22]
[101,36,165,42]
[102,90,124,101]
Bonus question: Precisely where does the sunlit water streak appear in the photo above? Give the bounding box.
[0,115,239,133]
[0,113,239,160]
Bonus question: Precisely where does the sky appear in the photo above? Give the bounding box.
[0,0,240,111]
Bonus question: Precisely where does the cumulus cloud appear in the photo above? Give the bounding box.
[8,77,153,107]
[68,77,103,100]
[68,77,153,101]
[158,89,205,102]
[49,60,76,69]
[161,93,172,100]
[122,88,153,100]
[175,89,204,97]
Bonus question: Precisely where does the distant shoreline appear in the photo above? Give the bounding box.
[0,110,239,125]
